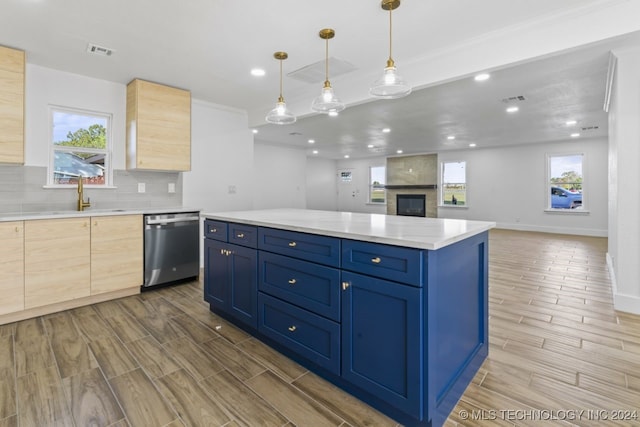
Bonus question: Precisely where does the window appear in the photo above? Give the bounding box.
[369,165,386,203]
[49,106,112,186]
[441,161,466,206]
[548,153,583,210]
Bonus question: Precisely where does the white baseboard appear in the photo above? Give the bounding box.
[495,222,607,237]
[607,252,640,315]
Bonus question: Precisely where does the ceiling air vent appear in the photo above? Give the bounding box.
[86,43,114,57]
[288,57,357,83]
[581,126,599,131]
[501,95,526,103]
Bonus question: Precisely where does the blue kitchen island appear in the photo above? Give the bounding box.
[201,208,495,427]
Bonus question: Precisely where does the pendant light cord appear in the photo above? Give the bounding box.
[325,37,329,84]
[388,7,393,62]
[279,59,284,102]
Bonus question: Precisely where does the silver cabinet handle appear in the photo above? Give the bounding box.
[237,233,245,238]
[288,279,297,285]
[288,326,297,332]
[288,241,297,247]
[371,257,381,264]
[342,281,350,291]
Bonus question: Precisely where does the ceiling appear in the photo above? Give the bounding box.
[2,0,639,159]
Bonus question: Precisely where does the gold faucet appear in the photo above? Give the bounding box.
[77,178,91,211]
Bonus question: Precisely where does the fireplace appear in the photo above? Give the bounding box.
[396,194,426,217]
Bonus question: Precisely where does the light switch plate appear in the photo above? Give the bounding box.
[168,183,176,193]
[138,183,146,193]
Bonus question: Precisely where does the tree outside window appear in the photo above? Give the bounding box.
[441,161,466,206]
[369,166,386,203]
[548,154,583,210]
[50,107,112,186]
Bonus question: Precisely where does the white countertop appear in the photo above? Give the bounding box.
[202,209,495,250]
[0,207,200,222]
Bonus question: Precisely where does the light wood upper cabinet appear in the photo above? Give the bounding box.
[0,45,25,164]
[24,218,91,309]
[126,79,191,171]
[0,221,24,315]
[91,215,143,294]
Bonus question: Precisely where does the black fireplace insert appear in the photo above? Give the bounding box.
[396,194,426,217]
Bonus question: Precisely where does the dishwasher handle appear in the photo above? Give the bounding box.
[146,216,200,225]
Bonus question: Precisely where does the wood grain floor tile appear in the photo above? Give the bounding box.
[155,368,231,426]
[65,367,125,426]
[93,299,129,319]
[108,368,177,427]
[143,297,186,318]
[169,314,220,344]
[0,335,16,420]
[17,366,73,427]
[236,338,307,383]
[246,370,344,427]
[89,336,139,379]
[125,336,181,379]
[14,318,55,377]
[0,324,14,337]
[135,313,184,344]
[199,337,266,381]
[200,369,289,427]
[293,371,397,427]
[105,313,149,343]
[163,336,225,381]
[0,415,17,427]
[46,314,96,379]
[70,306,115,343]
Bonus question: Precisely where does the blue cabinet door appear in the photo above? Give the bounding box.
[341,271,424,419]
[204,238,257,329]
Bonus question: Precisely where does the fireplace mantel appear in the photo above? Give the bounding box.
[385,184,437,190]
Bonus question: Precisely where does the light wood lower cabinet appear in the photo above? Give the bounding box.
[0,221,24,315]
[24,217,91,309]
[91,215,143,294]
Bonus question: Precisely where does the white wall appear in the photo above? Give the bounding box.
[25,64,127,169]
[252,142,306,210]
[607,47,640,314]
[438,138,608,237]
[306,156,338,211]
[183,99,254,213]
[334,157,387,214]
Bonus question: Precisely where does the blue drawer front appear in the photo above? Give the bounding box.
[258,227,340,267]
[341,240,424,286]
[259,252,340,321]
[258,293,340,375]
[228,223,258,248]
[204,220,227,241]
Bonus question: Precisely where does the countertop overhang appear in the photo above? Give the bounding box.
[0,207,200,222]
[202,208,495,250]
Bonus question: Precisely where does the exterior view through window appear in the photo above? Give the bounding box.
[548,154,583,209]
[441,161,466,206]
[50,107,111,186]
[369,166,386,203]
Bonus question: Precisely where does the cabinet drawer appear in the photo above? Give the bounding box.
[258,293,340,375]
[204,220,227,241]
[228,223,257,248]
[341,240,424,286]
[258,227,340,267]
[259,252,340,321]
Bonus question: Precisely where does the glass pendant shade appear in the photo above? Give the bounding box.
[265,51,296,125]
[311,28,345,114]
[266,98,296,125]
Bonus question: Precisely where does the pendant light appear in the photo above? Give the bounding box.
[266,51,296,125]
[369,0,412,99]
[311,28,345,114]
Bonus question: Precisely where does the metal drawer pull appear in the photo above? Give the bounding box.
[288,326,297,332]
[371,257,382,264]
[288,241,297,247]
[342,281,350,291]
[288,279,297,285]
[236,233,245,238]
[210,228,217,233]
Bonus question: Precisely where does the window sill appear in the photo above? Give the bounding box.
[544,208,590,215]
[366,202,386,206]
[43,185,118,189]
[438,205,469,209]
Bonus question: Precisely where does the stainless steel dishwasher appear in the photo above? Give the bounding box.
[143,212,200,289]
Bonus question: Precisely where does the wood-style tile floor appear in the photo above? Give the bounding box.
[0,229,639,426]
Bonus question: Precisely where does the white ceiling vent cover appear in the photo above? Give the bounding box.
[86,43,114,56]
[288,57,357,83]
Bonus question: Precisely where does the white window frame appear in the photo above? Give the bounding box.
[369,165,386,204]
[545,152,588,213]
[440,160,467,207]
[47,105,113,187]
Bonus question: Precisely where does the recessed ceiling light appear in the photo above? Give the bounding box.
[382,128,391,133]
[329,111,339,117]
[566,120,577,126]
[312,150,318,154]
[308,139,315,144]
[469,143,477,147]
[447,135,455,140]
[252,129,258,134]
[506,106,519,113]
[344,155,350,158]
[474,73,490,81]
[250,68,265,77]
[571,133,580,138]
[367,144,374,148]
[396,150,403,154]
